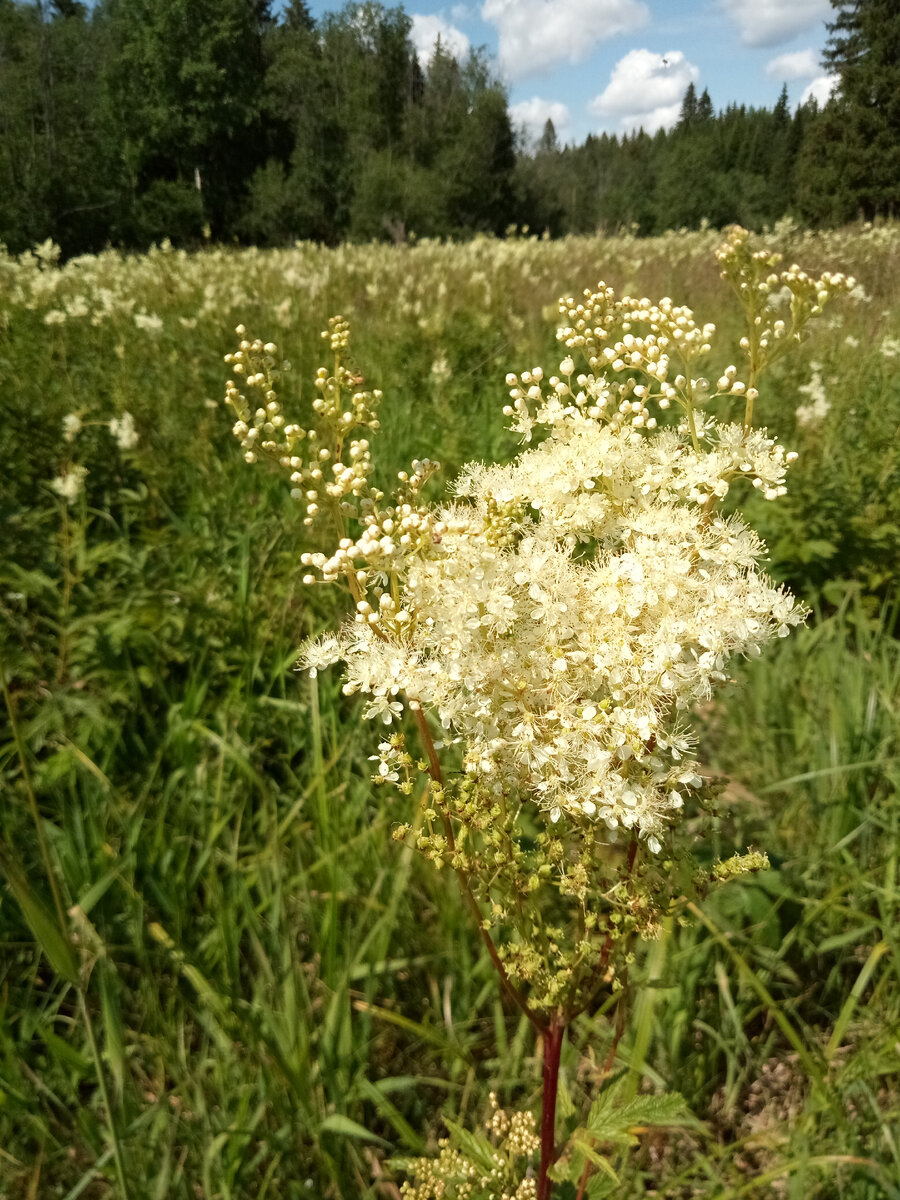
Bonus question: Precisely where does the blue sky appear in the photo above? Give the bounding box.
[304,0,837,145]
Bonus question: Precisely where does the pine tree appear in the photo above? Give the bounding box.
[678,82,698,129]
[537,118,558,156]
[696,87,713,123]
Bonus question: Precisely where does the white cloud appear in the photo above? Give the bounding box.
[588,48,699,134]
[801,73,839,106]
[764,48,820,80]
[410,13,470,63]
[510,97,573,144]
[722,0,830,48]
[481,0,649,81]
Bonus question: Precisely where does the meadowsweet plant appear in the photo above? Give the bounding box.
[222,227,852,1198]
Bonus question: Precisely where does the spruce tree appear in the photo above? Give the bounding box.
[800,0,900,220]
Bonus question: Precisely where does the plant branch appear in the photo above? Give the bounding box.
[409,704,547,1034]
[571,836,639,1020]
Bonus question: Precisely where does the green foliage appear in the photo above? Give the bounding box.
[549,1086,699,1192]
[1,0,898,253]
[0,228,898,1196]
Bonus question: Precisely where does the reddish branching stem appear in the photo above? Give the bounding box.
[537,1021,565,1200]
[409,704,643,1200]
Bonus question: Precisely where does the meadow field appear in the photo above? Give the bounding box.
[1,223,900,1198]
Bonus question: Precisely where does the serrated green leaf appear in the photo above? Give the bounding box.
[586,1170,618,1198]
[586,1089,698,1140]
[570,1120,635,1150]
[573,1139,619,1178]
[549,1140,621,1187]
[548,1158,580,1184]
[557,1075,575,1121]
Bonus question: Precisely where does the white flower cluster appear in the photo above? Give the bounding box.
[51,463,88,504]
[795,363,831,428]
[109,411,139,450]
[300,346,806,849]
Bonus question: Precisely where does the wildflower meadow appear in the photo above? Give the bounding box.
[2,222,900,1198]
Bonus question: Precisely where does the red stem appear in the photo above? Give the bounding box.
[537,1021,564,1200]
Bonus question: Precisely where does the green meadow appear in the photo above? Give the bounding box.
[1,224,900,1198]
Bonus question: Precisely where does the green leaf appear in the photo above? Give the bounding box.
[42,1027,91,1074]
[548,1140,620,1187]
[586,1088,698,1141]
[586,1171,618,1198]
[573,1139,619,1178]
[557,1075,575,1121]
[99,966,127,1100]
[355,1076,425,1152]
[0,844,78,985]
[319,1113,389,1146]
[443,1117,497,1173]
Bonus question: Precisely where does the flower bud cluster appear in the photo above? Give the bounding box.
[716,225,856,379]
[224,317,388,529]
[224,326,294,466]
[547,285,745,442]
[399,1095,539,1200]
[299,464,439,601]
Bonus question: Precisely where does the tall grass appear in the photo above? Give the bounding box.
[1,226,898,1196]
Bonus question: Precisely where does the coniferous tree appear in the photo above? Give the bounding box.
[798,0,900,221]
[246,4,333,242]
[679,82,698,128]
[0,0,896,251]
[696,87,714,123]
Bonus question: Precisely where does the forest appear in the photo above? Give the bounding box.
[0,0,897,256]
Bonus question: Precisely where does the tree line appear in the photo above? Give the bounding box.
[0,0,895,257]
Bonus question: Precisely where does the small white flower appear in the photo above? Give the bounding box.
[134,311,163,334]
[62,413,82,443]
[50,464,88,504]
[109,412,139,450]
[363,696,404,724]
[296,634,341,677]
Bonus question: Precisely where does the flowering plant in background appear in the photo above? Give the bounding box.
[223,227,852,1198]
[49,409,140,504]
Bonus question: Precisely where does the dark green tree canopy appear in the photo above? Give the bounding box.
[0,0,896,254]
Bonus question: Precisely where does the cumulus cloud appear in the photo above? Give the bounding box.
[510,97,573,145]
[482,0,649,80]
[764,48,820,80]
[802,73,839,106]
[721,0,830,48]
[410,13,470,63]
[589,48,699,134]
